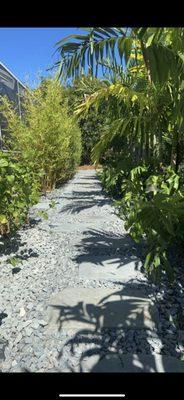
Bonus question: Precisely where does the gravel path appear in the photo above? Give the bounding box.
[0,169,184,372]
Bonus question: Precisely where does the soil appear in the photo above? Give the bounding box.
[78,164,102,170]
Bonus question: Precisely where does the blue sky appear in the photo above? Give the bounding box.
[0,28,82,86]
[0,27,124,88]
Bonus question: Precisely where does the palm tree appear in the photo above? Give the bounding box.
[54,27,184,172]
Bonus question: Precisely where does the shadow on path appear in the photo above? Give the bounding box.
[0,221,40,260]
[73,228,144,273]
[48,281,182,372]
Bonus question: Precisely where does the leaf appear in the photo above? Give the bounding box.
[132,94,138,102]
[7,257,21,267]
[0,215,8,224]
[153,255,161,269]
[6,175,15,184]
[49,200,56,209]
[144,252,153,270]
[124,38,133,65]
[37,210,48,220]
[162,253,174,282]
[118,37,125,59]
[0,158,9,168]
[145,33,155,48]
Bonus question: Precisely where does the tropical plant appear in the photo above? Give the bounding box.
[55,27,184,172]
[118,166,184,282]
[64,75,109,164]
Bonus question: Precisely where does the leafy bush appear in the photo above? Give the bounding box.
[0,78,81,191]
[65,75,108,165]
[99,163,184,282]
[0,78,82,235]
[116,166,184,282]
[99,165,126,198]
[0,151,40,234]
[98,155,135,198]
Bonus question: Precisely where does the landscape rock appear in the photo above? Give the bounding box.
[19,307,26,317]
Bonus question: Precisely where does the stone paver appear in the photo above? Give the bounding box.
[81,353,184,372]
[79,256,144,283]
[47,287,159,331]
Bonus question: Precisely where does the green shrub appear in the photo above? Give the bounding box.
[116,166,184,282]
[65,75,108,165]
[98,156,134,198]
[99,163,184,282]
[0,151,40,234]
[0,78,81,191]
[98,166,125,198]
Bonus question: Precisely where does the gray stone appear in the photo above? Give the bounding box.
[81,354,123,372]
[38,320,48,327]
[14,333,22,344]
[31,321,40,330]
[120,353,184,372]
[24,337,33,344]
[81,353,184,372]
[19,307,26,317]
[25,328,33,337]
[22,320,32,328]
[47,287,159,332]
[27,303,34,310]
[79,256,144,283]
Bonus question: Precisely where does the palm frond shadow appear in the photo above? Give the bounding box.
[59,199,110,214]
[57,180,112,214]
[73,228,144,272]
[50,281,174,372]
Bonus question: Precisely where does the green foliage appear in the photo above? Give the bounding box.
[115,166,184,282]
[54,28,128,80]
[37,210,49,220]
[99,161,184,283]
[65,76,108,164]
[49,200,57,209]
[98,157,132,198]
[7,256,22,267]
[55,27,184,282]
[0,78,82,191]
[0,151,40,234]
[0,78,82,235]
[55,27,184,89]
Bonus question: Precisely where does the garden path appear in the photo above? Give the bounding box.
[1,169,184,372]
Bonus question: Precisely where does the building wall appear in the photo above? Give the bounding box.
[0,62,26,149]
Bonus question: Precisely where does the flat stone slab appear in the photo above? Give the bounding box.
[48,222,83,233]
[79,255,144,283]
[47,287,159,332]
[48,215,118,233]
[48,222,102,233]
[81,353,184,372]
